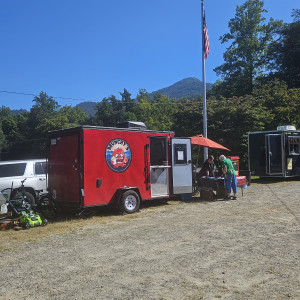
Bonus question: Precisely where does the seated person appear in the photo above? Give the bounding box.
[198,155,215,178]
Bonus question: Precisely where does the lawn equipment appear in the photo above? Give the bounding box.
[2,179,48,229]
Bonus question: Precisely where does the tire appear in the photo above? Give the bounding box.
[23,222,31,230]
[120,190,140,214]
[38,195,57,220]
[12,190,35,205]
[24,191,36,205]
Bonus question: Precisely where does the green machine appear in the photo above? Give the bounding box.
[3,180,48,229]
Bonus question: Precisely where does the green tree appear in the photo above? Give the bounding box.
[208,95,270,164]
[35,106,88,135]
[172,97,203,137]
[120,88,135,113]
[0,106,12,118]
[58,105,88,125]
[149,93,175,131]
[36,115,70,134]
[267,10,300,88]
[27,92,60,138]
[252,81,300,130]
[133,89,152,125]
[1,116,19,141]
[134,90,175,131]
[0,106,29,155]
[94,96,115,126]
[0,124,6,159]
[213,0,282,97]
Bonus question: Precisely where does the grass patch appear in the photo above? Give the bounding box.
[0,201,174,253]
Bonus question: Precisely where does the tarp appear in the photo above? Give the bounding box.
[190,134,230,151]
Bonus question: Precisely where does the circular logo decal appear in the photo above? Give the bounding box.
[105,138,131,173]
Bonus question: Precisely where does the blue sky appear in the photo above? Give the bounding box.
[0,0,297,110]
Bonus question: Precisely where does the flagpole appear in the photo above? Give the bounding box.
[201,0,208,161]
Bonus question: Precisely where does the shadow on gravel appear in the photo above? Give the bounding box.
[50,198,172,222]
[251,176,300,185]
[50,195,225,222]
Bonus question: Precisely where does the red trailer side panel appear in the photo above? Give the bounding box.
[48,126,174,208]
[83,129,168,206]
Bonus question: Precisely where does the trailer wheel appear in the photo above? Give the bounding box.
[120,190,140,214]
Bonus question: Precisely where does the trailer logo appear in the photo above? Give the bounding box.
[105,139,131,172]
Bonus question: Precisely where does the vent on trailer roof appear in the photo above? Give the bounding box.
[277,125,296,131]
[116,121,147,129]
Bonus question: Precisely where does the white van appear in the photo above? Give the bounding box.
[0,159,47,202]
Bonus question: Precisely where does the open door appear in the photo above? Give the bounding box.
[266,134,284,175]
[171,138,193,194]
[149,137,170,197]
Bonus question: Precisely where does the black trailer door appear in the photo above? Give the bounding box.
[266,134,283,175]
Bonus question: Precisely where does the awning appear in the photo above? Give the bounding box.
[190,134,230,151]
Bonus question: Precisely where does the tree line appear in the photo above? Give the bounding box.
[0,0,299,168]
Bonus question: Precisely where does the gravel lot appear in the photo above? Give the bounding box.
[0,179,299,300]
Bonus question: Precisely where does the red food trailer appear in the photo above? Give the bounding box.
[47,125,193,213]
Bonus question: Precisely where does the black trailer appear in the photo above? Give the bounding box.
[248,126,300,177]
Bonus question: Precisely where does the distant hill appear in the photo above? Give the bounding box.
[11,109,27,115]
[77,77,213,116]
[149,77,213,99]
[76,102,98,117]
[7,78,213,117]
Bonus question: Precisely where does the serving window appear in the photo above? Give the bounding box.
[288,137,300,155]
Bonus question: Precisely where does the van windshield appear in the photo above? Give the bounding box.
[0,163,26,178]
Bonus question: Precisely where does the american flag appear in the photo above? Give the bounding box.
[203,10,210,59]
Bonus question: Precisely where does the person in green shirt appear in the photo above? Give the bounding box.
[219,155,237,200]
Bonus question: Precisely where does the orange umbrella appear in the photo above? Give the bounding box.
[190,134,230,151]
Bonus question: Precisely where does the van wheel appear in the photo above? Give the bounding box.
[24,192,36,205]
[12,191,35,205]
[120,190,140,214]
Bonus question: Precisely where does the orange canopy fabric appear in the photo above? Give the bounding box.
[190,134,230,151]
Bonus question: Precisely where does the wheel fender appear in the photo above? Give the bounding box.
[114,187,141,206]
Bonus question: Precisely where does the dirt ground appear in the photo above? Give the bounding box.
[0,179,299,300]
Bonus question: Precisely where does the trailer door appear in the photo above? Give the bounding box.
[149,136,170,197]
[171,138,193,194]
[48,134,81,206]
[266,134,284,175]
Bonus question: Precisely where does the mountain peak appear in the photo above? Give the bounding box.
[149,77,212,99]
[76,77,213,116]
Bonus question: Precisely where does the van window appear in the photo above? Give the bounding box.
[0,163,26,178]
[35,162,47,175]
